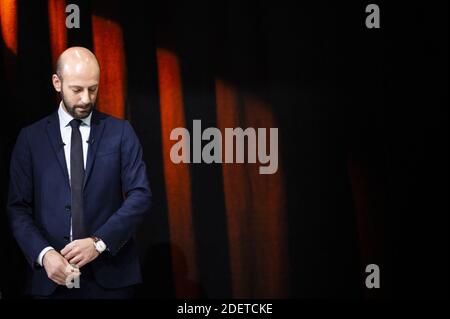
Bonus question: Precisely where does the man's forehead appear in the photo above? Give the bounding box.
[67,83,98,87]
[60,65,99,82]
[64,77,99,87]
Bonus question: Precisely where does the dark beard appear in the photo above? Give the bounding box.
[60,91,94,119]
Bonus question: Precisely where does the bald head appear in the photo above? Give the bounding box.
[56,46,100,81]
[52,47,100,119]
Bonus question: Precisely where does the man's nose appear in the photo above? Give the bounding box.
[81,90,91,104]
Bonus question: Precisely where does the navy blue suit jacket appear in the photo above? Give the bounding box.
[7,109,152,296]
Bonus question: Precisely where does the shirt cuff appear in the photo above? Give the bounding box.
[37,246,55,267]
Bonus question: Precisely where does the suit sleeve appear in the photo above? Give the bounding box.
[93,121,152,255]
[7,128,51,268]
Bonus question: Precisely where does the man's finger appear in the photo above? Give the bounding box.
[63,249,79,260]
[56,278,67,286]
[77,259,88,269]
[60,242,75,255]
[60,246,72,256]
[50,272,67,285]
[61,256,71,267]
[49,276,64,285]
[50,278,63,285]
[69,255,83,266]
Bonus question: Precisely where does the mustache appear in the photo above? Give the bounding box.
[74,103,93,109]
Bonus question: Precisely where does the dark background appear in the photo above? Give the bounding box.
[0,0,448,299]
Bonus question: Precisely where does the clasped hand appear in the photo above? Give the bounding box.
[42,238,99,285]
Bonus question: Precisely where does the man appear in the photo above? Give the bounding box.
[7,47,151,298]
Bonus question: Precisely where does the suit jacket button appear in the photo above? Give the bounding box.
[65,205,71,212]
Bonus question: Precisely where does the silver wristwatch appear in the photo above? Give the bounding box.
[92,236,107,253]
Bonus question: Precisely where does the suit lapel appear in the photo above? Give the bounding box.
[46,111,70,185]
[83,110,106,190]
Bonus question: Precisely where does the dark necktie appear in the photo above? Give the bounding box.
[70,119,86,239]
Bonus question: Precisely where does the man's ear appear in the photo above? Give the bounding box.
[52,74,62,92]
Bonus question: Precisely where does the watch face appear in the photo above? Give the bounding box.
[96,241,106,252]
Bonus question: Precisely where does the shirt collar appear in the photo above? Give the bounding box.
[58,102,92,128]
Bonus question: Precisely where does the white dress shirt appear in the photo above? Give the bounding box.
[37,103,92,266]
